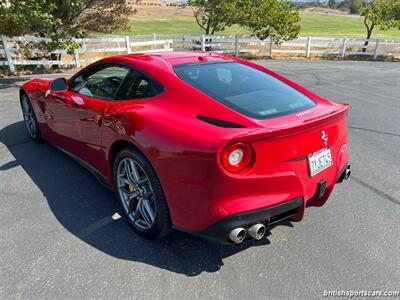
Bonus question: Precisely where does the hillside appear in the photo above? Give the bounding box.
[128,0,192,17]
[123,1,400,38]
[130,1,359,18]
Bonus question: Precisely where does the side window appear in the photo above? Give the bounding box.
[115,70,164,100]
[70,65,129,100]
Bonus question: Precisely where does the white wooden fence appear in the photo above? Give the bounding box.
[182,34,400,59]
[106,33,400,59]
[1,34,400,72]
[0,35,173,72]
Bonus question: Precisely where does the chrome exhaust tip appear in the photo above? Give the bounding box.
[228,228,246,243]
[248,224,266,240]
[345,166,351,180]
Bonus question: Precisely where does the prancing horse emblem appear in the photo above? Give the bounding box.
[321,130,328,147]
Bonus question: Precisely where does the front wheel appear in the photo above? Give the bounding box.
[113,147,171,238]
[20,93,42,142]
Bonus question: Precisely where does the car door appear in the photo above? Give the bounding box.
[46,63,130,170]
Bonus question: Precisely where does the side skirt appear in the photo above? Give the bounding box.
[55,146,114,192]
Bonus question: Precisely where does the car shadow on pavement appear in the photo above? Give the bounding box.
[0,121,294,276]
[0,77,32,90]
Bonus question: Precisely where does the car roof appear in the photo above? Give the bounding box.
[90,51,238,85]
[121,51,231,68]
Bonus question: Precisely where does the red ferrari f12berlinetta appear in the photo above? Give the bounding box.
[20,52,350,244]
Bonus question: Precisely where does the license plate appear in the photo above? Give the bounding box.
[308,148,333,177]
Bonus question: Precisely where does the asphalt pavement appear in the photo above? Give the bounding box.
[0,59,399,299]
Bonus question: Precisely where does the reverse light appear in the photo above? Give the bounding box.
[220,143,254,173]
[228,149,243,166]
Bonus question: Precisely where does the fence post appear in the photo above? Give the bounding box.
[73,49,81,68]
[152,33,157,50]
[341,37,347,59]
[201,35,206,51]
[306,36,312,58]
[269,38,273,58]
[1,35,15,73]
[165,39,173,51]
[373,38,380,60]
[125,36,131,54]
[182,34,186,50]
[234,34,240,56]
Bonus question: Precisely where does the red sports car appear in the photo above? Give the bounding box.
[20,52,350,244]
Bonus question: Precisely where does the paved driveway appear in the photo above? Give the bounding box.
[0,60,399,299]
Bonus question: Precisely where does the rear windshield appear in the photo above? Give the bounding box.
[174,62,316,119]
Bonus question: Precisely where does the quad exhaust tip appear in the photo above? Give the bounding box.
[345,166,351,180]
[229,228,246,243]
[229,224,267,243]
[248,223,266,240]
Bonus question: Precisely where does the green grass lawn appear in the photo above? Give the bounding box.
[119,14,400,39]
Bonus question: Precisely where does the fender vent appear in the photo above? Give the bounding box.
[196,116,246,128]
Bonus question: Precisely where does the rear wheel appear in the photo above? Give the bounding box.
[20,94,42,142]
[113,147,171,238]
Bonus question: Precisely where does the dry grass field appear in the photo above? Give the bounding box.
[129,0,193,17]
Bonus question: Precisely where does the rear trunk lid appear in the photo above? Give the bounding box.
[236,101,349,162]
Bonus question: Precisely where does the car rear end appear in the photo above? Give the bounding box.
[192,104,350,244]
[171,55,350,244]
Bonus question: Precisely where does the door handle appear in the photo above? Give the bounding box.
[52,92,67,102]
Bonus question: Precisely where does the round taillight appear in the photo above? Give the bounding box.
[220,143,254,173]
[228,149,244,166]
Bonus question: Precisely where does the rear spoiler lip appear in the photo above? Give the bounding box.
[232,103,349,143]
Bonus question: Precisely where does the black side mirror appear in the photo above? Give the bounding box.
[50,78,67,92]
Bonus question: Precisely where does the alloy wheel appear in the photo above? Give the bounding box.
[21,96,37,139]
[116,158,156,230]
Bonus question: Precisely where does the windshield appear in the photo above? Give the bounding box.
[174,62,316,119]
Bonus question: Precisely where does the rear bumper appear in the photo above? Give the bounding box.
[174,197,303,244]
[175,163,351,245]
[160,137,350,234]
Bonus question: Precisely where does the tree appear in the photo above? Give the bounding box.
[53,0,138,35]
[360,0,400,52]
[328,0,337,9]
[240,0,301,43]
[188,0,301,43]
[188,0,234,35]
[0,0,137,55]
[343,0,363,14]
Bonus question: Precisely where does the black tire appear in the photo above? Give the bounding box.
[113,146,171,238]
[20,93,42,142]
